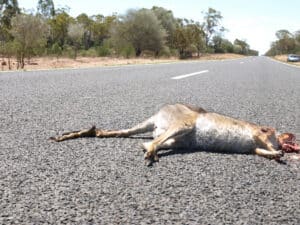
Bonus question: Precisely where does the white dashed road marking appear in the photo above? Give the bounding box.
[171,70,209,80]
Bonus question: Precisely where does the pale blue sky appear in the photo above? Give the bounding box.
[18,0,300,54]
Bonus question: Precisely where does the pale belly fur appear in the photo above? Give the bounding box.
[193,114,256,153]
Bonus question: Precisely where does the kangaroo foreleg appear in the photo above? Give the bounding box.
[254,148,283,159]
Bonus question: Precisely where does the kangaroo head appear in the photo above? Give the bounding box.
[277,133,300,153]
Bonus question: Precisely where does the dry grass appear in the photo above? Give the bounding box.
[273,54,300,67]
[0,53,245,72]
[195,53,244,60]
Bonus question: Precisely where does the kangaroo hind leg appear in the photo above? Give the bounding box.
[49,126,97,142]
[143,123,195,163]
[49,116,155,142]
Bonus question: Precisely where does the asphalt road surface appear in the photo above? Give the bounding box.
[1,57,300,224]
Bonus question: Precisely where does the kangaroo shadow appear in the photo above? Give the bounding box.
[156,147,287,165]
[129,135,251,158]
[127,136,153,140]
[157,147,248,158]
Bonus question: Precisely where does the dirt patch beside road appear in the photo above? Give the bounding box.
[0,53,245,72]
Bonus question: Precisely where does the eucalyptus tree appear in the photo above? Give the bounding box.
[111,9,167,56]
[151,6,177,48]
[10,14,48,68]
[202,8,225,46]
[0,0,20,43]
[67,22,85,59]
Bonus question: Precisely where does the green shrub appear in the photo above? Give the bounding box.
[205,46,215,54]
[141,50,155,57]
[95,40,113,57]
[233,44,243,54]
[96,45,111,57]
[51,43,62,59]
[158,46,171,57]
[119,44,135,58]
[79,47,98,57]
[61,45,75,59]
[169,48,179,57]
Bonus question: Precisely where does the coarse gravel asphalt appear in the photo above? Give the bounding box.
[0,56,300,224]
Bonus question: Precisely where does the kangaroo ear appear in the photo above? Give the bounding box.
[261,126,275,133]
[261,127,269,132]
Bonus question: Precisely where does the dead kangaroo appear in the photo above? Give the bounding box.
[50,103,299,164]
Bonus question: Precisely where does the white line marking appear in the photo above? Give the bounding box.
[240,62,244,64]
[171,70,209,80]
[81,97,97,99]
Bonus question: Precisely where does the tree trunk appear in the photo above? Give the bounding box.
[135,48,141,57]
[74,48,77,60]
[17,56,20,69]
[20,53,25,69]
[8,57,11,70]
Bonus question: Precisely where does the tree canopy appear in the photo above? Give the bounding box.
[10,13,48,68]
[266,29,300,56]
[111,9,167,56]
[0,1,260,69]
[37,0,55,18]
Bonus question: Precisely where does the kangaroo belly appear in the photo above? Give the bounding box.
[194,114,256,153]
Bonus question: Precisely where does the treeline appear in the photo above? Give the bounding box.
[0,0,258,69]
[266,30,300,56]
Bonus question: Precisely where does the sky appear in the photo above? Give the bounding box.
[18,0,300,55]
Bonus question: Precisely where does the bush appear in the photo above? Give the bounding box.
[79,48,98,57]
[110,9,166,57]
[205,46,215,54]
[95,40,113,57]
[96,45,111,57]
[169,48,179,57]
[61,45,75,58]
[51,43,62,59]
[233,44,243,54]
[119,44,135,58]
[158,46,171,57]
[178,50,192,59]
[141,50,155,57]
[295,46,300,54]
